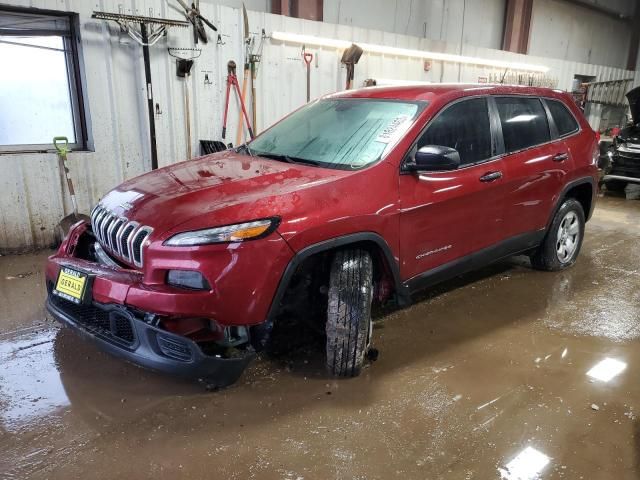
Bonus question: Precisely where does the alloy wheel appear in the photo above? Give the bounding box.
[556,211,580,263]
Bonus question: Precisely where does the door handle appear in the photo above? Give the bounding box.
[553,152,569,162]
[479,171,503,182]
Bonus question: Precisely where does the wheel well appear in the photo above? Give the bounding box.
[263,241,397,354]
[564,182,593,220]
[281,241,397,308]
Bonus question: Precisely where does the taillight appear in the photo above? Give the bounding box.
[595,131,601,143]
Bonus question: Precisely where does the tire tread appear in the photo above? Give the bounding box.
[326,249,373,377]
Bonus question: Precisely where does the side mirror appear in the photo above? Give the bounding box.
[406,145,460,172]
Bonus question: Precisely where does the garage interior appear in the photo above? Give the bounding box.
[1,0,640,478]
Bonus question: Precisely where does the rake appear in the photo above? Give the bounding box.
[92,10,190,170]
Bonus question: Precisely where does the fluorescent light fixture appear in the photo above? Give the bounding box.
[271,31,550,73]
[586,357,627,382]
[499,446,551,480]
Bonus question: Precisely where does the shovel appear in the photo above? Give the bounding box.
[53,136,89,244]
[303,51,313,102]
[341,43,363,90]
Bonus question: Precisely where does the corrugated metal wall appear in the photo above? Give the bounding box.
[1,0,639,252]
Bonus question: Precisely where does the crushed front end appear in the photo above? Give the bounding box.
[602,86,640,187]
[45,204,293,388]
[603,129,640,185]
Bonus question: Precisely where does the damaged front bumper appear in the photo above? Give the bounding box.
[46,284,255,389]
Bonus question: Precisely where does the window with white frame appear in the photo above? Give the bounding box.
[0,6,87,152]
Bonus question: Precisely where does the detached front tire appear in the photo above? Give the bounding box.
[326,249,373,377]
[531,198,585,271]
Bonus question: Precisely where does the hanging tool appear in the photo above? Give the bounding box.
[53,137,90,242]
[236,3,252,146]
[303,48,313,102]
[173,0,217,44]
[249,29,266,134]
[239,4,266,135]
[341,43,363,90]
[222,60,254,142]
[169,47,200,160]
[92,10,190,170]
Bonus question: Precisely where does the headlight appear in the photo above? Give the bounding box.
[164,218,279,246]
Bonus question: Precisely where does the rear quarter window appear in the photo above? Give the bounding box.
[495,97,550,153]
[546,99,579,137]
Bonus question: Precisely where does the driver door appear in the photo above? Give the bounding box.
[398,96,506,283]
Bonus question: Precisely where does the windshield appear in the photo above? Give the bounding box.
[248,98,425,169]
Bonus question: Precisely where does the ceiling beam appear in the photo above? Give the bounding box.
[502,0,533,54]
[271,0,323,21]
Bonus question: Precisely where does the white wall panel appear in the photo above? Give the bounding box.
[529,0,633,69]
[0,1,635,252]
[324,0,506,50]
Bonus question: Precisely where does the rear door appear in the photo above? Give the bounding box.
[398,96,506,281]
[494,96,574,238]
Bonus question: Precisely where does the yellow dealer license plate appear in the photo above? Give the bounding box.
[53,267,90,304]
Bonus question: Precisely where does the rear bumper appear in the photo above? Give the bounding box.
[46,291,255,388]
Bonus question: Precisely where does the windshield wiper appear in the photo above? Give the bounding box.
[236,143,254,157]
[254,152,320,166]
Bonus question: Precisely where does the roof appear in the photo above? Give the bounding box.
[329,83,568,103]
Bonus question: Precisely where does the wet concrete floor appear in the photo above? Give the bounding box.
[1,195,639,479]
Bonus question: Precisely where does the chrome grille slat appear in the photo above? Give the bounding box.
[118,222,138,261]
[102,214,115,246]
[89,204,152,268]
[96,210,109,244]
[93,208,107,243]
[129,226,153,268]
[90,205,100,234]
[108,218,125,252]
[101,212,114,245]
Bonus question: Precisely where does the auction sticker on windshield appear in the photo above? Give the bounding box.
[376,114,411,144]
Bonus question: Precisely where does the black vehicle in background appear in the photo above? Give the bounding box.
[601,86,640,191]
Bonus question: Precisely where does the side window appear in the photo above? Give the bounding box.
[417,97,492,166]
[495,97,550,153]
[546,99,579,137]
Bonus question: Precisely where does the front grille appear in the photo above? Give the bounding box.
[50,294,136,347]
[90,204,152,268]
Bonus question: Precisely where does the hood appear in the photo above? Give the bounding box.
[98,150,351,237]
[627,86,640,126]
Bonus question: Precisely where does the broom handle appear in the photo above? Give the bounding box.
[236,66,250,146]
[185,74,192,159]
[54,136,78,217]
[251,62,257,134]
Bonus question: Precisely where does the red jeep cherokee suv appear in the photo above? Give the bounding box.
[46,84,598,388]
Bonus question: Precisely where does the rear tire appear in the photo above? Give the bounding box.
[326,249,373,377]
[531,198,585,271]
